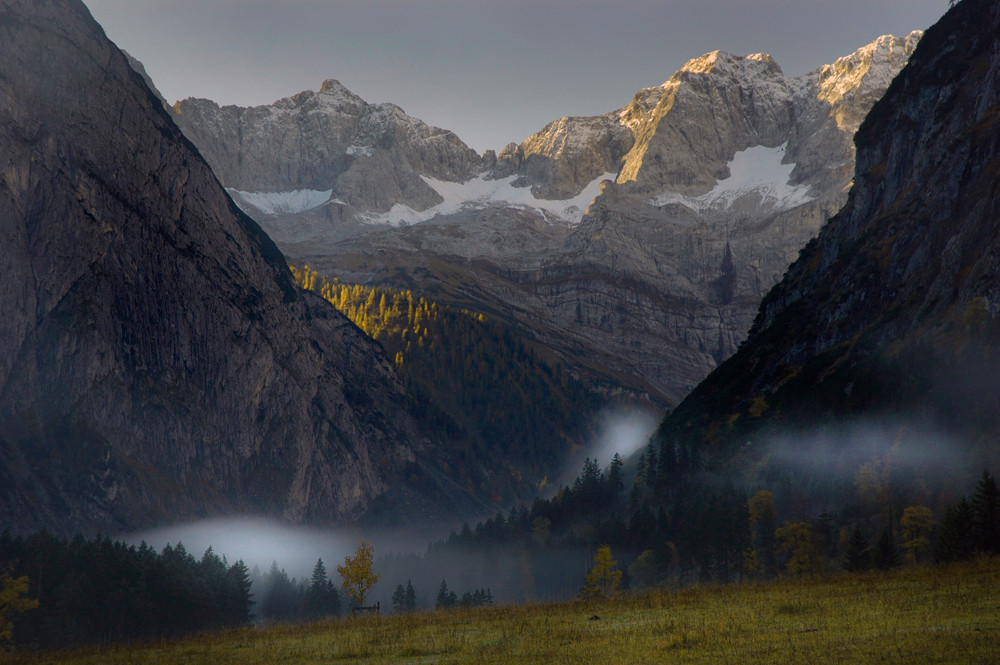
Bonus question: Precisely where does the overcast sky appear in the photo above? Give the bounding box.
[83,1,948,154]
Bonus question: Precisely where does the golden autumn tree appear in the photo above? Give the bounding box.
[776,521,819,576]
[337,540,380,608]
[1,571,38,642]
[580,545,622,599]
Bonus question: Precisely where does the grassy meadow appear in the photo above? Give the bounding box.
[4,558,998,665]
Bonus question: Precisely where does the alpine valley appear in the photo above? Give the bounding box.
[0,0,929,538]
[4,0,1000,656]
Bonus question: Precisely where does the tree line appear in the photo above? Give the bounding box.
[4,468,994,650]
[0,532,251,649]
[435,456,1000,595]
[0,536,392,649]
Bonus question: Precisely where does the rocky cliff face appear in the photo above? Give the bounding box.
[170,33,920,406]
[654,0,1000,460]
[0,0,473,536]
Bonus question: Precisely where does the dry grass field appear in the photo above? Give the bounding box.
[4,558,998,665]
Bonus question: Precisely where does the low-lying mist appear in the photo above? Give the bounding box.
[758,418,982,480]
[117,413,991,614]
[124,517,359,580]
[556,405,661,488]
[121,515,593,610]
[118,405,662,610]
[736,416,991,518]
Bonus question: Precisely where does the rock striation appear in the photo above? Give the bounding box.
[0,0,474,536]
[170,31,921,407]
[654,0,1000,461]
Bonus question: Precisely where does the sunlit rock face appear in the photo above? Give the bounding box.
[655,0,1000,457]
[0,0,474,536]
[171,31,919,406]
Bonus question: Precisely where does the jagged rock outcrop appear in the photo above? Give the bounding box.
[0,0,474,536]
[172,81,484,218]
[171,33,920,406]
[654,0,1000,461]
[508,113,635,199]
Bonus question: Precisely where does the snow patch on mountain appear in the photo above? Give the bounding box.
[346,144,375,158]
[357,172,616,227]
[650,144,813,213]
[229,188,333,215]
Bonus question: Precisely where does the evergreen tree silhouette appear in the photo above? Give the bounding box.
[872,527,901,570]
[971,470,1000,554]
[843,526,871,572]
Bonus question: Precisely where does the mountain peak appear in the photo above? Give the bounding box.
[813,31,923,110]
[319,78,357,98]
[311,78,368,109]
[676,50,784,80]
[319,78,345,92]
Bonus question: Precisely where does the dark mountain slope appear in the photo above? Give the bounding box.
[655,0,1000,461]
[0,0,467,535]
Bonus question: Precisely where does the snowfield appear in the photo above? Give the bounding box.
[650,143,814,213]
[357,171,617,227]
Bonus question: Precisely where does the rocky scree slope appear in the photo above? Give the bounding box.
[171,34,919,406]
[654,0,1000,463]
[0,0,474,536]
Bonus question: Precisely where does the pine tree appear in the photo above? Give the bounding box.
[656,439,676,493]
[971,470,1000,554]
[391,584,407,614]
[843,526,872,572]
[226,560,254,625]
[404,579,417,612]
[573,457,607,514]
[935,498,976,563]
[261,563,300,621]
[306,558,339,619]
[872,527,901,570]
[608,453,625,499]
[436,580,457,609]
